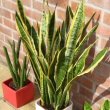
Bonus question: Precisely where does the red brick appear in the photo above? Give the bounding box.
[0,47,5,57]
[92,93,109,107]
[4,34,13,43]
[71,1,78,12]
[89,47,98,58]
[0,25,12,36]
[86,6,101,20]
[73,101,82,110]
[33,0,44,12]
[48,0,69,8]
[87,69,110,87]
[0,8,11,19]
[25,8,42,21]
[33,0,55,13]
[22,0,32,7]
[99,38,110,49]
[95,86,110,98]
[56,20,62,28]
[77,76,94,90]
[101,78,110,88]
[95,62,110,78]
[71,2,101,20]
[103,12,110,25]
[3,18,16,31]
[71,82,79,93]
[92,104,100,110]
[2,0,17,11]
[0,33,5,41]
[79,86,93,99]
[89,0,110,10]
[57,9,65,20]
[13,31,20,40]
[97,24,110,37]
[12,0,32,7]
[0,17,2,23]
[72,91,89,106]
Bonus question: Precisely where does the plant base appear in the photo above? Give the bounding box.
[2,78,35,108]
[35,98,73,110]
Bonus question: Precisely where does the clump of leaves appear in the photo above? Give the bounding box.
[3,38,30,90]
[16,0,108,109]
[84,100,110,110]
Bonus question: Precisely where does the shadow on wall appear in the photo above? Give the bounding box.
[71,15,110,110]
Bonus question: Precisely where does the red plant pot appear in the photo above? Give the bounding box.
[2,78,35,108]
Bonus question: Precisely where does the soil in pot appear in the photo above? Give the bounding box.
[9,80,29,90]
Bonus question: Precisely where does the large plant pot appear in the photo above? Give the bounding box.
[35,98,73,110]
[2,78,35,108]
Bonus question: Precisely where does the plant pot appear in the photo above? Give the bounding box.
[35,98,73,110]
[2,78,35,108]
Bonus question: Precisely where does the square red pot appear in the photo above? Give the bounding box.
[2,78,35,108]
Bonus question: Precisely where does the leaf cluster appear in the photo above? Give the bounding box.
[15,0,108,109]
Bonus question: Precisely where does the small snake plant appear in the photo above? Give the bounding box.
[3,38,30,90]
[15,0,108,109]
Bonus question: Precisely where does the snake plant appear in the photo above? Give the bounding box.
[84,100,110,110]
[15,0,108,109]
[3,39,30,90]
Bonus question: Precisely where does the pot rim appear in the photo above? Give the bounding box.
[35,98,73,110]
[2,78,34,93]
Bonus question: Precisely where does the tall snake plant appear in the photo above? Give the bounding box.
[3,39,30,90]
[16,0,108,109]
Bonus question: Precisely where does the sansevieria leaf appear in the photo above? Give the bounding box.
[65,0,85,62]
[101,100,110,110]
[68,42,96,82]
[84,102,92,110]
[78,48,108,77]
[56,0,85,90]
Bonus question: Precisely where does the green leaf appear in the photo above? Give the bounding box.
[79,48,108,76]
[64,91,70,107]
[56,90,62,107]
[58,84,71,109]
[20,37,40,85]
[84,102,92,110]
[63,48,108,108]
[37,57,48,75]
[55,0,85,91]
[55,48,67,90]
[101,100,110,110]
[16,14,41,88]
[65,0,85,63]
[46,11,55,63]
[65,6,73,32]
[73,24,98,64]
[52,28,61,58]
[60,21,66,48]
[48,51,58,87]
[46,76,55,105]
[68,42,95,82]
[16,38,21,59]
[40,73,50,106]
[20,56,27,88]
[31,26,39,53]
[3,47,17,86]
[40,12,49,57]
[11,40,20,87]
[81,12,96,38]
[17,0,25,23]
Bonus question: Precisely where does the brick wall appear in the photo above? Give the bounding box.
[0,0,110,110]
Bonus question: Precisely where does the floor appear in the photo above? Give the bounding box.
[0,58,40,110]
